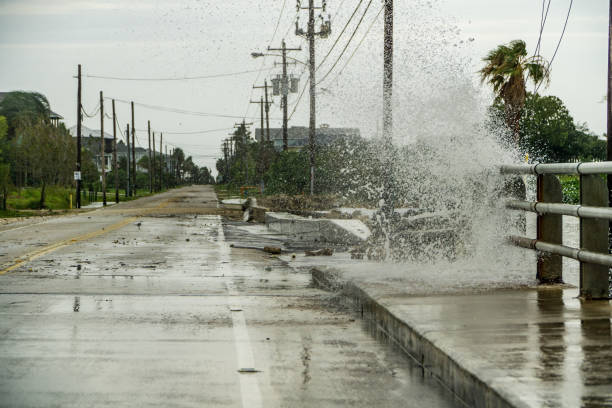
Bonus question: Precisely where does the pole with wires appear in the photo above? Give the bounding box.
[112,99,119,203]
[152,132,156,192]
[608,0,612,260]
[131,102,136,196]
[126,123,131,197]
[159,133,163,191]
[100,91,107,206]
[148,121,152,193]
[76,65,82,209]
[268,41,301,151]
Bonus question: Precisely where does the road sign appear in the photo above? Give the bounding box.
[74,171,81,181]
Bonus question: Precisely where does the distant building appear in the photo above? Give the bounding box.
[0,92,64,126]
[254,125,361,151]
[68,125,151,172]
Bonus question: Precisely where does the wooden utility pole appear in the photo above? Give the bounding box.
[233,121,253,184]
[296,0,330,195]
[383,0,393,143]
[608,0,612,256]
[159,133,163,191]
[76,64,82,208]
[148,120,152,193]
[264,81,271,141]
[126,123,131,197]
[268,41,301,151]
[152,132,156,192]
[253,81,273,142]
[381,0,394,219]
[99,91,106,206]
[112,99,119,203]
[131,102,136,196]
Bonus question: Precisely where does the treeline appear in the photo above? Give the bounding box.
[491,93,606,163]
[218,91,606,203]
[0,91,214,210]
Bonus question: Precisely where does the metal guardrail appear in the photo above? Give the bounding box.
[502,161,611,299]
[501,162,612,175]
[510,235,612,268]
[506,200,612,220]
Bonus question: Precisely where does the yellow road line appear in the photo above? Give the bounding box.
[0,198,174,275]
[0,216,139,275]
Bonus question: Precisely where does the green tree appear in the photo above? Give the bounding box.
[480,40,550,144]
[0,91,51,138]
[19,120,76,208]
[492,93,606,162]
[263,150,309,195]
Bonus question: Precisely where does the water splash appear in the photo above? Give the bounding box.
[319,0,534,281]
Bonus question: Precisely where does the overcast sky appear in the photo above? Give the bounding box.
[0,0,607,173]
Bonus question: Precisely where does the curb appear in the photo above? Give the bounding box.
[311,267,528,408]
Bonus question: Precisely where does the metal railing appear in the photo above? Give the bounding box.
[501,162,611,300]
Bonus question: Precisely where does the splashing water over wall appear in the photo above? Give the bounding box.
[318,0,535,282]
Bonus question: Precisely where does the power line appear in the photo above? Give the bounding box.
[534,0,552,57]
[244,0,289,121]
[288,3,381,119]
[536,0,573,93]
[108,97,277,120]
[547,0,573,68]
[270,0,288,46]
[135,127,232,135]
[330,4,384,83]
[84,68,273,82]
[81,104,100,118]
[317,0,364,71]
[316,0,374,85]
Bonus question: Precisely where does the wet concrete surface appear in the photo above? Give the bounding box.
[0,186,462,407]
[300,258,612,407]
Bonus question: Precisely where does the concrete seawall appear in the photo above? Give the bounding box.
[311,266,612,408]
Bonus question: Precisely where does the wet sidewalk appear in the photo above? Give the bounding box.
[293,256,612,408]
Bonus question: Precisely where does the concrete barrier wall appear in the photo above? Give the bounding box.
[311,268,525,408]
[265,212,371,245]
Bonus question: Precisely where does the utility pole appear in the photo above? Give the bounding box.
[253,81,272,141]
[131,102,136,196]
[268,40,301,151]
[383,0,393,144]
[608,0,612,254]
[297,0,331,195]
[233,121,253,184]
[99,91,106,206]
[381,0,394,220]
[126,123,131,197]
[112,99,119,203]
[163,143,167,190]
[76,64,82,209]
[249,98,268,143]
[223,140,229,183]
[152,132,156,192]
[148,121,152,193]
[159,133,163,191]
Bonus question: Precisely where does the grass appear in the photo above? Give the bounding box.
[0,209,40,218]
[7,186,84,210]
[559,175,579,204]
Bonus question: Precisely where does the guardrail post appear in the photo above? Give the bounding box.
[580,175,609,299]
[537,174,563,283]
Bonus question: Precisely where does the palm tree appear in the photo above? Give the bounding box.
[480,40,550,144]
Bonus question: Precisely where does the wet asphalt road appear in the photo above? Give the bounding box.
[0,186,462,407]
